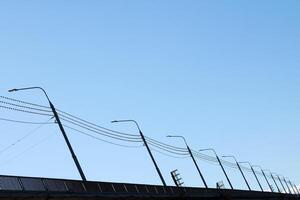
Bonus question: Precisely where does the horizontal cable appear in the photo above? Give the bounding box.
[58,113,141,139]
[0,117,54,125]
[150,146,190,159]
[0,105,53,116]
[0,100,52,113]
[0,96,49,109]
[145,136,188,153]
[60,117,142,143]
[0,117,54,155]
[57,109,140,137]
[63,124,144,148]
[147,140,190,156]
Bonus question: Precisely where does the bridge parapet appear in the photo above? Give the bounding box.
[0,175,298,200]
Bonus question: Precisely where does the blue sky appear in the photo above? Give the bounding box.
[0,0,299,190]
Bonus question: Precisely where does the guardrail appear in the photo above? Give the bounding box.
[0,175,298,199]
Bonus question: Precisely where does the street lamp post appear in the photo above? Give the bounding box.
[199,148,233,190]
[260,169,273,192]
[167,135,207,188]
[287,179,297,194]
[293,183,300,195]
[264,170,280,193]
[111,120,166,187]
[222,156,251,191]
[239,162,263,192]
[9,87,87,181]
[282,177,292,194]
[275,174,287,193]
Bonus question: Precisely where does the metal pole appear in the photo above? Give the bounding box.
[269,172,280,193]
[9,87,87,181]
[293,184,300,195]
[188,147,208,188]
[167,135,207,188]
[112,120,166,186]
[277,175,287,193]
[261,170,273,192]
[283,178,292,194]
[223,156,251,191]
[248,165,264,192]
[200,149,233,189]
[288,180,296,194]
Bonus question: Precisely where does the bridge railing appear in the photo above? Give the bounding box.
[0,175,297,198]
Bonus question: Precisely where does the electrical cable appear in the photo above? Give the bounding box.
[0,132,56,167]
[150,147,190,159]
[58,114,141,139]
[57,109,140,137]
[60,117,142,142]
[145,136,188,152]
[0,96,49,109]
[0,117,54,125]
[0,117,54,155]
[63,124,144,148]
[0,105,53,116]
[0,100,52,113]
[147,140,190,156]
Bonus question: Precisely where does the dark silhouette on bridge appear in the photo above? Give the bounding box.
[0,174,298,200]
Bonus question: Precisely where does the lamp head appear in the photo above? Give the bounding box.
[8,89,18,92]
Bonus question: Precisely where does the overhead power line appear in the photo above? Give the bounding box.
[0,96,49,109]
[0,117,54,125]
[0,105,53,116]
[0,100,52,113]
[60,117,142,142]
[63,124,144,148]
[0,117,54,156]
[57,109,140,137]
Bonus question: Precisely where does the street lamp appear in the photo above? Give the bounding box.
[222,156,251,191]
[167,135,207,188]
[264,170,280,193]
[239,162,263,192]
[111,120,166,187]
[252,166,273,192]
[287,178,297,194]
[280,176,292,194]
[199,148,233,190]
[274,174,287,193]
[8,87,87,181]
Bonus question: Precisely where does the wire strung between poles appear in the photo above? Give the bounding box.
[0,117,54,125]
[57,109,140,137]
[0,100,52,113]
[150,146,191,159]
[63,124,144,148]
[0,105,53,116]
[0,117,54,155]
[0,96,49,109]
[60,117,143,142]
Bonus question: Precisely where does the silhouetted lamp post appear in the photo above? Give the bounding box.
[287,179,297,194]
[222,156,251,191]
[9,87,87,181]
[281,176,292,194]
[264,170,280,193]
[199,148,233,190]
[167,135,208,188]
[239,162,263,192]
[258,168,273,192]
[275,174,287,193]
[111,120,166,187]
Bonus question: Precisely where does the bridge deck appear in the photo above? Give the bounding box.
[0,175,297,200]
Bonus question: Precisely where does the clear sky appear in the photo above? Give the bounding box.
[0,0,299,191]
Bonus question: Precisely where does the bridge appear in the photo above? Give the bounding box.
[0,91,299,200]
[0,174,298,200]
